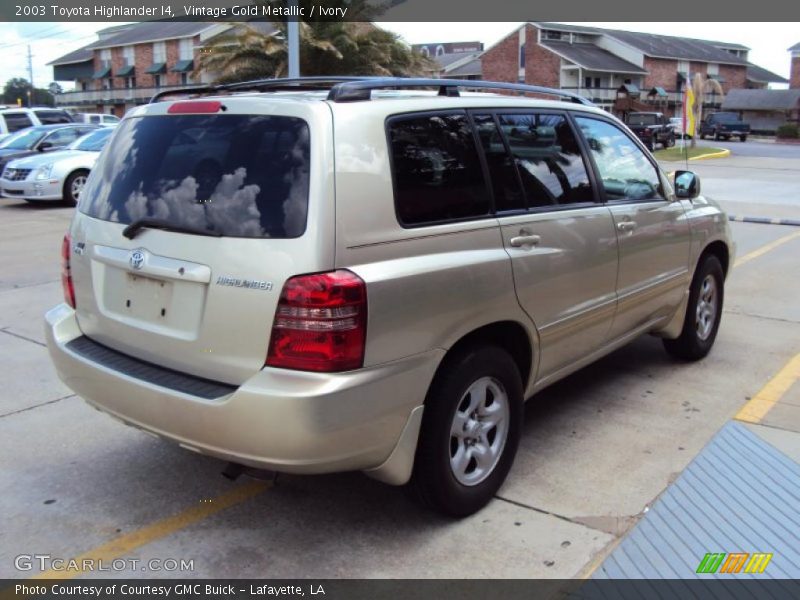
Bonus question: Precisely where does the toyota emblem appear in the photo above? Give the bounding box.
[129,249,145,270]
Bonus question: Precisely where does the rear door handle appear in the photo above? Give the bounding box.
[509,233,541,248]
[617,221,637,232]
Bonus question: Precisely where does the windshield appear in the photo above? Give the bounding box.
[68,128,113,152]
[628,114,657,126]
[80,114,310,238]
[0,128,45,150]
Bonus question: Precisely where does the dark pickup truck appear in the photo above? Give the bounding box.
[626,112,676,151]
[699,112,750,142]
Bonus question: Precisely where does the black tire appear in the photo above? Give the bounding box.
[63,170,89,207]
[663,254,725,361]
[646,138,655,152]
[740,135,747,142]
[410,345,523,517]
[665,134,676,148]
[700,132,707,140]
[714,131,722,141]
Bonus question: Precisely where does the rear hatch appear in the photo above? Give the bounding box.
[69,97,335,385]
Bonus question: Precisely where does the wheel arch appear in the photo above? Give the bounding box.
[700,239,730,278]
[62,168,90,201]
[431,320,535,402]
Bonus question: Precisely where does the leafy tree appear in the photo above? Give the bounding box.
[2,78,55,107]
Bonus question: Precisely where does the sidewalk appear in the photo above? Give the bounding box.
[592,355,800,579]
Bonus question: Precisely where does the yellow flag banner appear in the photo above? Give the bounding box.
[683,86,696,137]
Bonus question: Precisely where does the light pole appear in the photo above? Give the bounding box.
[287,0,299,78]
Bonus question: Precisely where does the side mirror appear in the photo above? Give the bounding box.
[674,170,701,199]
[38,141,53,152]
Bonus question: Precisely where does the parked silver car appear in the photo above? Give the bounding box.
[45,78,734,516]
[1,127,114,205]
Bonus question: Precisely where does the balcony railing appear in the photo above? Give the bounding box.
[561,87,685,104]
[53,84,205,106]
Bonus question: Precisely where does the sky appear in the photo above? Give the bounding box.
[0,21,797,91]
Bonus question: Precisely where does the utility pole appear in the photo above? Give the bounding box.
[287,0,299,78]
[27,45,34,107]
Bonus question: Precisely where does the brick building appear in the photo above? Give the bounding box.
[790,42,800,89]
[481,23,787,115]
[49,22,274,116]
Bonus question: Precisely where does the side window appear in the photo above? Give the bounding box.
[34,110,72,124]
[44,128,80,148]
[389,112,490,226]
[497,114,594,207]
[3,112,34,132]
[574,117,663,202]
[90,115,100,124]
[472,114,525,212]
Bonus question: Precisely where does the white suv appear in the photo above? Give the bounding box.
[45,78,733,516]
[0,107,73,139]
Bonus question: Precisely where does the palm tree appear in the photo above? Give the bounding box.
[690,73,724,148]
[196,20,434,84]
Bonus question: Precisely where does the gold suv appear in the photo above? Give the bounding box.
[45,78,733,516]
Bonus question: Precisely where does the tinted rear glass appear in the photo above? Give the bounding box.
[2,112,33,132]
[34,110,73,124]
[628,114,657,126]
[80,115,310,238]
[388,112,490,226]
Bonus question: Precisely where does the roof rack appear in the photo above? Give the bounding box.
[149,76,375,103]
[326,78,594,105]
[149,76,594,106]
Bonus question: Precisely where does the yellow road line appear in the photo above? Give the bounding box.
[29,480,268,580]
[734,230,800,268]
[735,353,800,424]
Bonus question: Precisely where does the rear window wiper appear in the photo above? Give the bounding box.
[122,218,223,240]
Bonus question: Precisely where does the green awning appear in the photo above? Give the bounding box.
[92,66,111,79]
[617,83,640,95]
[144,62,166,74]
[171,60,194,73]
[709,74,727,83]
[116,64,135,77]
[648,86,668,97]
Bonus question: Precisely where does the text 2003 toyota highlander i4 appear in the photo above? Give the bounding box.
[46,78,733,517]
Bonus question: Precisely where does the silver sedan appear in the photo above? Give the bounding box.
[0,127,114,206]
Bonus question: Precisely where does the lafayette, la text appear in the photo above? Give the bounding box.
[17,584,325,597]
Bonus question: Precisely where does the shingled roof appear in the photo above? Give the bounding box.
[531,22,749,66]
[541,41,648,74]
[722,89,800,111]
[746,63,789,84]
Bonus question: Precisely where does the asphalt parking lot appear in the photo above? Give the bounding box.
[1,142,800,580]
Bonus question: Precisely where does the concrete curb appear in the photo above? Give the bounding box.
[689,148,731,161]
[729,215,800,227]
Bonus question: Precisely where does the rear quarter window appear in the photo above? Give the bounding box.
[2,112,34,132]
[79,114,310,238]
[388,111,490,226]
[34,110,73,124]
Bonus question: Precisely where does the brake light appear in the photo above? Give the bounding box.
[61,234,76,309]
[167,100,223,114]
[266,270,367,372]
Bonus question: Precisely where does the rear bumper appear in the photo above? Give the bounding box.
[45,304,441,480]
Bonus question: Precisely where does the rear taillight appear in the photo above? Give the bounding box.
[61,234,76,309]
[266,270,367,372]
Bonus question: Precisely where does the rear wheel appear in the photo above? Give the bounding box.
[663,254,724,361]
[740,135,748,142]
[714,131,722,141]
[410,345,523,517]
[665,134,676,148]
[63,170,89,207]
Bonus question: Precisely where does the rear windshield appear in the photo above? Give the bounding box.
[628,114,657,126]
[712,113,738,122]
[80,114,310,238]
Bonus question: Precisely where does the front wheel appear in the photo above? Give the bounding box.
[410,345,523,517]
[63,170,89,207]
[740,135,748,142]
[663,254,725,361]
[665,134,676,148]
